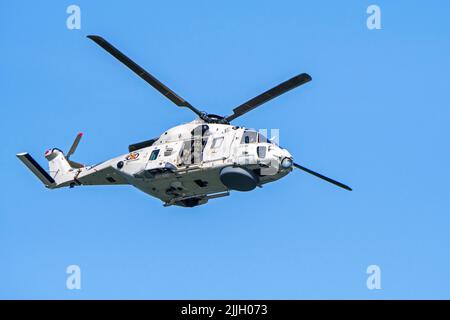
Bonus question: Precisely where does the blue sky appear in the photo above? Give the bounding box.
[1,0,450,299]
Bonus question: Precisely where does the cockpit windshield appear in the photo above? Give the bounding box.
[258,133,270,144]
[241,130,273,144]
[241,131,258,144]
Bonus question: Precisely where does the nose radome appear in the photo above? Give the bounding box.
[281,157,293,169]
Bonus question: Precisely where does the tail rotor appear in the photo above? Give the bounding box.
[65,133,84,168]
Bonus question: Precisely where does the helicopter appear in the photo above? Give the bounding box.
[17,35,352,207]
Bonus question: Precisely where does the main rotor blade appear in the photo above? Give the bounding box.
[87,35,204,117]
[293,163,352,191]
[225,73,312,122]
[66,133,83,159]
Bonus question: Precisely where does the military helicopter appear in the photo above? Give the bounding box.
[17,35,351,207]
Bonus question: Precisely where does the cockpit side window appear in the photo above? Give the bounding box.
[149,149,160,160]
[241,131,258,144]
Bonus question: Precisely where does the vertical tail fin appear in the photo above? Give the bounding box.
[17,133,86,187]
[44,148,82,185]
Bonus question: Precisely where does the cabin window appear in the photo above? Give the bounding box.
[241,131,258,144]
[211,137,224,149]
[149,149,160,160]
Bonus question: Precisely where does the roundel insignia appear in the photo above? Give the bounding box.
[125,152,139,161]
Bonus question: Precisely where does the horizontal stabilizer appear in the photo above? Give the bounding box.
[17,152,55,187]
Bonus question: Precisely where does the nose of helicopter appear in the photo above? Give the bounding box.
[278,147,294,170]
[281,156,293,169]
[258,144,293,176]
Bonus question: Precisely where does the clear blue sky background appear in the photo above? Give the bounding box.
[1,0,449,299]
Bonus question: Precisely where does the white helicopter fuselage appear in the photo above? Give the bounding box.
[38,119,293,207]
[17,35,351,206]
